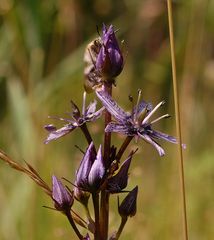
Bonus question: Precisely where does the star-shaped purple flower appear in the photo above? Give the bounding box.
[44,92,104,144]
[96,89,185,156]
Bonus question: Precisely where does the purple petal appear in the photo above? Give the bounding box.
[76,142,96,189]
[44,124,76,144]
[105,122,131,135]
[52,175,73,210]
[85,100,97,116]
[96,90,130,122]
[91,107,105,120]
[138,132,165,156]
[152,130,186,149]
[151,130,177,143]
[88,145,105,190]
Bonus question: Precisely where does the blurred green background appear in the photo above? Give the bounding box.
[0,0,213,239]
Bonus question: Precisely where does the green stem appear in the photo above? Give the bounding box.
[92,193,100,240]
[65,210,83,240]
[166,1,189,240]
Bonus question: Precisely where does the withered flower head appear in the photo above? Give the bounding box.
[44,92,104,144]
[96,89,186,156]
[96,24,123,79]
[52,175,74,212]
[118,186,138,218]
[76,142,105,193]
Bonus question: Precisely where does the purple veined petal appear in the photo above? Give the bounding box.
[138,132,165,156]
[44,124,76,144]
[151,130,186,149]
[105,122,131,135]
[52,175,73,210]
[134,100,153,120]
[85,100,97,116]
[151,130,177,144]
[96,90,130,122]
[88,145,105,190]
[76,142,96,189]
[89,106,105,121]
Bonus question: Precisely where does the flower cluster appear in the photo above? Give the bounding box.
[0,23,185,240]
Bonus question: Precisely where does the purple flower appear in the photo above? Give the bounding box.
[44,92,104,144]
[76,142,105,192]
[96,24,123,79]
[52,175,74,212]
[96,89,185,156]
[107,153,132,193]
[118,186,138,218]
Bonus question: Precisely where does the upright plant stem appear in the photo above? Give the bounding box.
[100,81,112,240]
[166,1,189,240]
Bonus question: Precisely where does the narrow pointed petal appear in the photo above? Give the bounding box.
[107,154,132,193]
[85,100,97,116]
[152,130,186,149]
[151,130,177,143]
[105,122,131,135]
[96,90,130,122]
[88,107,105,122]
[138,133,165,156]
[44,125,76,144]
[88,145,105,191]
[52,175,73,211]
[118,186,138,218]
[76,142,96,189]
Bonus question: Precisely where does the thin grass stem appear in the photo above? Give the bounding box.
[166,1,189,240]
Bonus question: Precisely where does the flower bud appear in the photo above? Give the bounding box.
[88,145,105,191]
[52,175,74,212]
[76,142,95,190]
[76,143,105,193]
[107,154,132,193]
[96,24,123,79]
[118,186,138,218]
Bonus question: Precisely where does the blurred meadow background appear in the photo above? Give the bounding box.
[0,0,213,239]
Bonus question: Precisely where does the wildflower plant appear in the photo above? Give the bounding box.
[0,24,185,240]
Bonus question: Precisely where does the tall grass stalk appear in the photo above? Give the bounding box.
[166,1,189,239]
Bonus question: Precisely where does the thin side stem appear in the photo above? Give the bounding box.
[65,210,83,240]
[80,123,93,145]
[114,217,128,240]
[115,136,133,162]
[92,193,101,240]
[166,1,189,240]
